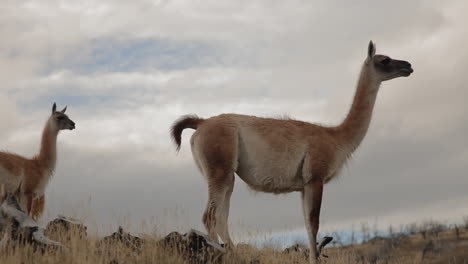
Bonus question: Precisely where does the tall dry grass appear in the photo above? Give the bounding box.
[2,217,468,263]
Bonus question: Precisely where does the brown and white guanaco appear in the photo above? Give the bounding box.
[0,103,75,220]
[171,41,413,263]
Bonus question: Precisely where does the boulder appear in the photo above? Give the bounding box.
[158,229,226,263]
[99,226,143,252]
[45,215,87,241]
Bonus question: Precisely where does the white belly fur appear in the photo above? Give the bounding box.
[236,127,307,193]
[34,169,53,198]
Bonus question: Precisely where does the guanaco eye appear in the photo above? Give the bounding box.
[381,57,391,65]
[56,116,65,120]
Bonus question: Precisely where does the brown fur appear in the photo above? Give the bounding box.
[30,195,45,220]
[0,123,56,220]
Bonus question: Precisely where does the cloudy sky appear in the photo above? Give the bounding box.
[1,0,467,243]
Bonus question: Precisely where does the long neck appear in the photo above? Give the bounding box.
[37,118,59,171]
[334,64,381,152]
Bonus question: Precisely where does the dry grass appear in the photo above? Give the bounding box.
[324,225,468,264]
[2,219,468,264]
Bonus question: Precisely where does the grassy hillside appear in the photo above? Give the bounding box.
[2,219,468,264]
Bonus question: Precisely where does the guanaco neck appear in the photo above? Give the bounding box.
[333,62,381,153]
[35,118,59,173]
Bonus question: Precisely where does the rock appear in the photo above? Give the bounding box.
[99,226,143,252]
[157,231,184,249]
[284,243,309,258]
[185,229,225,254]
[45,215,87,241]
[0,193,66,252]
[284,236,333,259]
[158,229,226,263]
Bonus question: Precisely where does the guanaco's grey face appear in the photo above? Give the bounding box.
[51,103,75,130]
[367,41,413,81]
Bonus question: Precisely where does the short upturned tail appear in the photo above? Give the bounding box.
[171,115,205,152]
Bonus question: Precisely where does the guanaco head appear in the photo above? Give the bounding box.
[51,103,75,131]
[366,40,413,82]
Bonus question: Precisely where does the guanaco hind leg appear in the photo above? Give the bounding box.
[30,195,45,221]
[302,179,324,263]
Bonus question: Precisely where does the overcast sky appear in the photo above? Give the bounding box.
[1,0,467,242]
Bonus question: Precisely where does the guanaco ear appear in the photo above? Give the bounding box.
[60,106,67,113]
[368,40,376,58]
[52,103,57,114]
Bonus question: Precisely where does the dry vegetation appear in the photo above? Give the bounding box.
[1,217,468,264]
[325,222,468,264]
